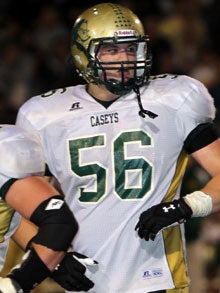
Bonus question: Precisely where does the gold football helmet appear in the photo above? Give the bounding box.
[71,3,152,95]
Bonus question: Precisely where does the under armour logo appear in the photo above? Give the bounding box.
[69,102,83,111]
[163,204,175,213]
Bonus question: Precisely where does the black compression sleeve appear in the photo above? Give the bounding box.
[184,122,219,154]
[0,178,17,200]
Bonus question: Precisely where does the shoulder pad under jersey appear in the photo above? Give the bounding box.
[0,125,45,179]
[148,74,215,119]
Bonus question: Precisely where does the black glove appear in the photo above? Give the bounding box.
[135,198,193,241]
[7,248,50,293]
[51,252,97,291]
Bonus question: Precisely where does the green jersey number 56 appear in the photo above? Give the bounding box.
[69,130,152,202]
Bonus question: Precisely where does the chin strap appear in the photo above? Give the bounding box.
[133,86,158,119]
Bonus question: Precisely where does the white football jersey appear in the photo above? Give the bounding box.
[16,75,215,292]
[0,125,45,271]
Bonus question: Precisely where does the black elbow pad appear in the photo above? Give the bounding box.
[30,195,78,251]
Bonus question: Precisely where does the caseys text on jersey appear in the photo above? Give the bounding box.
[90,112,119,127]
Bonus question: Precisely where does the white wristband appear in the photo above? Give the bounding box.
[183,191,212,217]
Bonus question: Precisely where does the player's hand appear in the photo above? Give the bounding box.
[0,277,24,293]
[135,198,193,241]
[51,251,97,291]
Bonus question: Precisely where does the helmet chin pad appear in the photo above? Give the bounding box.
[104,78,135,95]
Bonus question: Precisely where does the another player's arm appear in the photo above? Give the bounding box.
[5,176,75,270]
[11,217,96,292]
[12,217,38,253]
[1,176,78,292]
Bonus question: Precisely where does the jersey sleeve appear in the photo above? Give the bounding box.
[0,125,45,184]
[175,76,216,141]
[16,96,43,138]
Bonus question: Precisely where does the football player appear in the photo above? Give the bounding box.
[16,3,220,293]
[0,124,95,292]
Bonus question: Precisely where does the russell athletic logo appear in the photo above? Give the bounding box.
[142,269,163,279]
[69,102,83,111]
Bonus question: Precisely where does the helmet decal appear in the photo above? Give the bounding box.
[73,19,90,43]
[71,19,90,62]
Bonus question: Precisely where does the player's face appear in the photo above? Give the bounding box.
[97,42,137,82]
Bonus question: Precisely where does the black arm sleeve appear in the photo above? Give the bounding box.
[184,122,219,154]
[45,164,53,176]
[0,178,17,200]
